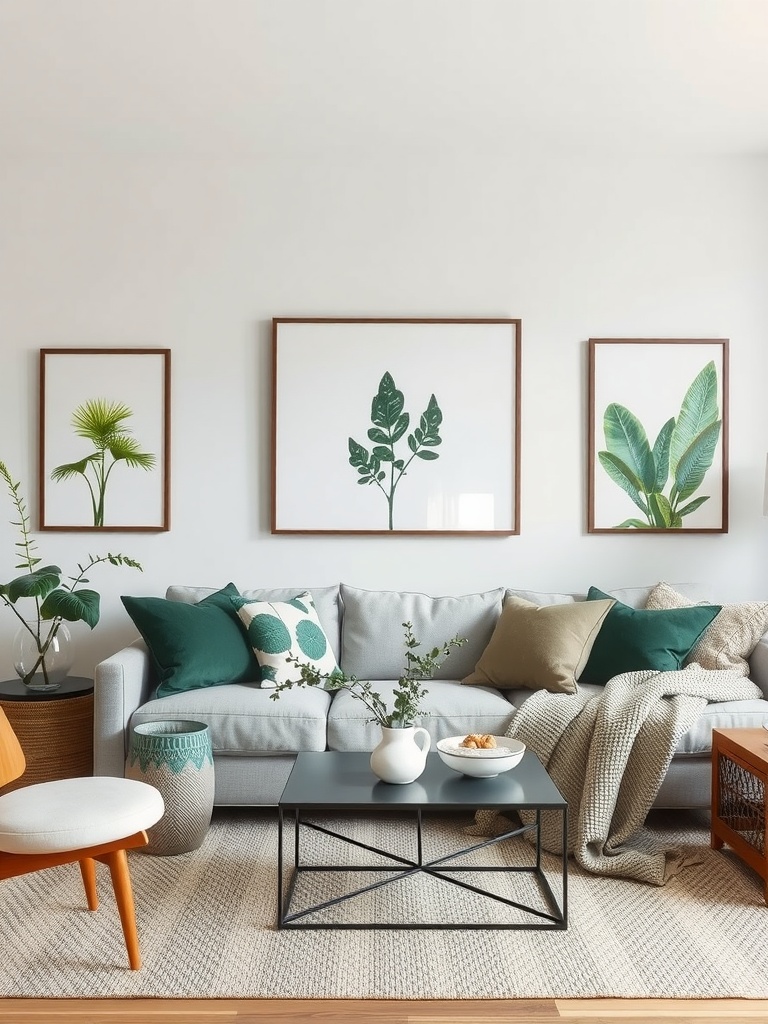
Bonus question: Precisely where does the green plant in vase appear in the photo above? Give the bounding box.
[0,460,142,690]
[270,621,466,783]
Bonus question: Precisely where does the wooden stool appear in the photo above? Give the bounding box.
[711,727,768,904]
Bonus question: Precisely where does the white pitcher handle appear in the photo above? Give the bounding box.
[413,727,431,754]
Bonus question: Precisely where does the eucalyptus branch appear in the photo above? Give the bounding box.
[270,621,467,729]
[0,460,40,575]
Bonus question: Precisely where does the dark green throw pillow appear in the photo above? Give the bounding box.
[121,583,261,698]
[579,586,721,685]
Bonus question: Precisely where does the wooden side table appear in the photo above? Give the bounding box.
[0,676,94,794]
[711,727,768,904]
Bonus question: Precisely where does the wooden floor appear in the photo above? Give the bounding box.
[1,998,767,1023]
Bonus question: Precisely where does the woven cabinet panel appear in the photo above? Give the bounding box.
[718,751,766,854]
[0,692,94,793]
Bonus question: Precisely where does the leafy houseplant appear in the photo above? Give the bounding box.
[348,372,443,531]
[0,460,142,690]
[598,361,722,529]
[270,621,466,728]
[51,398,156,527]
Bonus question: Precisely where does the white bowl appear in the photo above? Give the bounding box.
[436,736,526,778]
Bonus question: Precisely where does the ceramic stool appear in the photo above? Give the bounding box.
[126,720,214,855]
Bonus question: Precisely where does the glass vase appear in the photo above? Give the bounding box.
[13,619,73,692]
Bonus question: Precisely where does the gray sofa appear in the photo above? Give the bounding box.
[93,582,768,808]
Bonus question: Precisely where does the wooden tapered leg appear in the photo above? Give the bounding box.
[79,858,98,910]
[103,848,142,970]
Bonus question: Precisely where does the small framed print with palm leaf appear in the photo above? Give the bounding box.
[39,349,171,532]
[588,338,728,534]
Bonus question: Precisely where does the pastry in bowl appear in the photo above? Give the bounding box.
[436,735,525,778]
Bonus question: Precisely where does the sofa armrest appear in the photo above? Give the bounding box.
[748,634,768,700]
[93,639,154,778]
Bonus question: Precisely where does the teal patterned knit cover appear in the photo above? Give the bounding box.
[129,720,213,774]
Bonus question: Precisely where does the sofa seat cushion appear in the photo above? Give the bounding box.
[131,684,331,755]
[340,584,503,680]
[327,679,514,752]
[672,698,768,755]
[510,687,768,757]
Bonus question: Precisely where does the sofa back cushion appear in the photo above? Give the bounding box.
[339,584,503,680]
[166,585,341,662]
[504,583,706,609]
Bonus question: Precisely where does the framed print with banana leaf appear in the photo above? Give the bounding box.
[39,348,171,532]
[272,317,521,535]
[588,338,729,533]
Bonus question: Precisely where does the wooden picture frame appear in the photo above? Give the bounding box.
[272,317,521,535]
[39,348,171,532]
[588,338,728,533]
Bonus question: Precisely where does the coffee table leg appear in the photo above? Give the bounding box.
[277,807,284,929]
[535,810,542,871]
[561,804,569,928]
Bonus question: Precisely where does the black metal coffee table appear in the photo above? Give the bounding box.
[277,750,567,930]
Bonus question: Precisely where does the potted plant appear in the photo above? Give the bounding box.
[271,621,466,783]
[0,460,142,691]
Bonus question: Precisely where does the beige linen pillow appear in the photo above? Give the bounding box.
[645,581,768,676]
[461,596,614,694]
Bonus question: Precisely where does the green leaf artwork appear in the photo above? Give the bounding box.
[51,399,156,527]
[348,372,443,530]
[598,361,721,529]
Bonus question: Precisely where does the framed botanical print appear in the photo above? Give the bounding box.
[39,348,171,531]
[588,338,728,533]
[272,318,521,535]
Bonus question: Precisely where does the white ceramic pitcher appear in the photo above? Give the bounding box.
[370,724,431,784]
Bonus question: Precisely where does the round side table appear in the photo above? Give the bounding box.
[0,676,94,794]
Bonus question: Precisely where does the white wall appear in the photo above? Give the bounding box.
[0,153,766,675]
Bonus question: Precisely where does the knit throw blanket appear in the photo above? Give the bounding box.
[468,665,762,885]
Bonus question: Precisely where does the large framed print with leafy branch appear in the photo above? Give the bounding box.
[272,318,521,535]
[588,338,728,533]
[39,348,171,532]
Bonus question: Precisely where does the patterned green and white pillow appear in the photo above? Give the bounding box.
[231,591,339,688]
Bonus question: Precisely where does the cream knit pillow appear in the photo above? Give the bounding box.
[645,581,768,676]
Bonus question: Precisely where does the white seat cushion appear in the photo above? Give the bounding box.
[0,777,164,855]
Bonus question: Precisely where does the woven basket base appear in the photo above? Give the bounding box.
[126,759,215,856]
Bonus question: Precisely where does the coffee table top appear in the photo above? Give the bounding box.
[279,750,566,811]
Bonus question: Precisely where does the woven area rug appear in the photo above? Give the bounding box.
[2,807,767,999]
